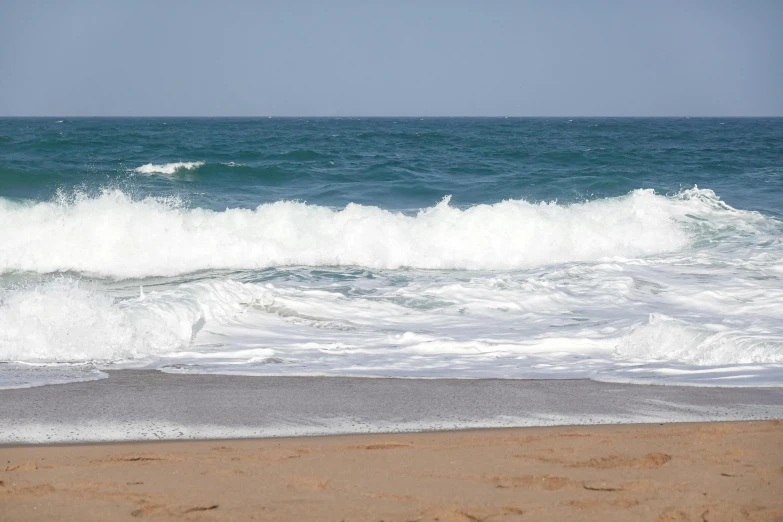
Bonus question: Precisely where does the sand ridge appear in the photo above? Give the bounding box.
[1,421,782,521]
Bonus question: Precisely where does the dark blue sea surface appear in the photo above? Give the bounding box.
[1,117,781,215]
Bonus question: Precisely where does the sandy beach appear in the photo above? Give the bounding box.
[1,420,781,521]
[1,372,782,520]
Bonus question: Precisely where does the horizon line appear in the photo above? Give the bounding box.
[1,115,782,119]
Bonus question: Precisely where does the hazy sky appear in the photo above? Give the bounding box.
[1,0,781,116]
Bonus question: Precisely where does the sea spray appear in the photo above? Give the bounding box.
[133,161,205,175]
[0,188,747,278]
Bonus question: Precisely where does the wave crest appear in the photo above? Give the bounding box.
[0,188,763,279]
[133,161,204,175]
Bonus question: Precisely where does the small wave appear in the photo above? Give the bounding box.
[133,161,205,175]
[0,278,270,363]
[615,313,783,365]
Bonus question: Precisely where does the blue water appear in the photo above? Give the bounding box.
[0,118,782,388]
[1,117,781,214]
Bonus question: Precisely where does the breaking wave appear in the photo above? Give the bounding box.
[615,313,783,365]
[0,278,269,362]
[0,187,763,279]
[133,161,205,175]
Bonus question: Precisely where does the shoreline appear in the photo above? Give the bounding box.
[2,421,781,521]
[1,370,781,444]
[0,417,775,450]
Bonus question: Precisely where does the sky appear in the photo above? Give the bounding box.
[0,0,781,117]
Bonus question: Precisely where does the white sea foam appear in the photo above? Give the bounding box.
[1,188,782,388]
[133,161,205,175]
[0,363,106,389]
[0,187,760,279]
[615,313,783,365]
[8,403,783,444]
[2,258,782,387]
[0,278,271,363]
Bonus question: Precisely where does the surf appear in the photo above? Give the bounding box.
[0,187,761,279]
[133,161,205,175]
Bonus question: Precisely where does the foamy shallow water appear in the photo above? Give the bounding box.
[1,187,782,388]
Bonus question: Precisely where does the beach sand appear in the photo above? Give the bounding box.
[2,420,782,521]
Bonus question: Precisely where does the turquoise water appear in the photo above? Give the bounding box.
[0,118,782,388]
[2,117,781,213]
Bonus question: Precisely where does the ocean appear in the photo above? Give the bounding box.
[0,117,781,389]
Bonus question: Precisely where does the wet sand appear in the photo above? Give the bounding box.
[1,370,782,443]
[1,421,782,521]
